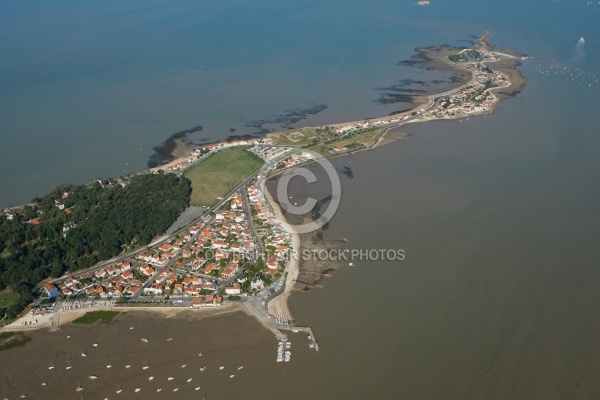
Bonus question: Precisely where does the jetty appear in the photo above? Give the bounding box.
[50,311,60,332]
[279,325,319,351]
[241,302,288,342]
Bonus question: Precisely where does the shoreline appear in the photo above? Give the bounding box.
[259,178,300,320]
[149,34,526,177]
[257,32,526,316]
[2,32,526,337]
[1,302,241,333]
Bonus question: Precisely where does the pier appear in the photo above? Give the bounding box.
[241,302,288,342]
[279,325,319,351]
[50,311,60,332]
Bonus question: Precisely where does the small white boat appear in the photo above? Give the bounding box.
[125,365,131,369]
[106,364,112,369]
[141,338,148,343]
[229,374,235,378]
[238,362,244,370]
[76,384,84,392]
[167,337,173,341]
[148,376,154,381]
[116,387,123,394]
[66,362,73,370]
[181,363,187,368]
[41,383,46,386]
[81,352,87,357]
[197,351,203,356]
[134,387,141,393]
[168,377,174,381]
[187,378,193,383]
[173,387,179,392]
[157,388,162,393]
[129,327,134,330]
[93,343,99,347]
[142,362,149,370]
[219,366,225,370]
[199,366,206,371]
[89,375,98,380]
[195,384,201,391]
[48,362,55,370]
[19,393,25,399]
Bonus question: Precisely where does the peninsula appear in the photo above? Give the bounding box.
[1,34,526,346]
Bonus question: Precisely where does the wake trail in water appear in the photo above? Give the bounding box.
[564,37,586,65]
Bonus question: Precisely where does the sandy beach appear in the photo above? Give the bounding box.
[260,179,300,320]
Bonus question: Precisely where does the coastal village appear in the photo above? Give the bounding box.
[40,184,293,309]
[3,45,520,351]
[0,40,528,399]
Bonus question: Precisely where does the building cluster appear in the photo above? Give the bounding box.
[277,151,316,169]
[48,180,294,303]
[54,260,146,297]
[249,145,294,162]
[424,71,508,120]
[246,186,292,276]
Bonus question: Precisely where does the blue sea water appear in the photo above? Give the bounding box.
[2,0,597,207]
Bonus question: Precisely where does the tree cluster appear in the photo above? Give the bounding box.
[0,172,191,318]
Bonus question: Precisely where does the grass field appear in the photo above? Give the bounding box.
[267,128,318,146]
[185,147,264,206]
[0,293,19,308]
[72,310,120,325]
[308,128,385,156]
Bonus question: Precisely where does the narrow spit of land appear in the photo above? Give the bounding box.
[1,33,525,341]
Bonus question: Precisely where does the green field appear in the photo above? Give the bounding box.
[0,331,31,351]
[308,128,385,156]
[185,147,264,206]
[0,293,19,308]
[72,310,120,325]
[268,128,318,146]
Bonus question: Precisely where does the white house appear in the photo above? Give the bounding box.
[225,283,242,295]
[250,277,264,291]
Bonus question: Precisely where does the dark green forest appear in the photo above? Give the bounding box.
[0,172,191,318]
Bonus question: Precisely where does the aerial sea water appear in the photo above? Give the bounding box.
[1,0,600,399]
[3,0,596,208]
